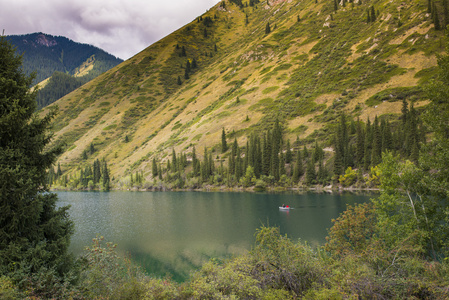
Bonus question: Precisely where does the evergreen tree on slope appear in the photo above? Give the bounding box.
[0,37,73,288]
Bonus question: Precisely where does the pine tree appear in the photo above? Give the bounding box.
[152,158,158,178]
[172,148,178,172]
[355,119,365,167]
[221,128,228,153]
[370,6,376,22]
[434,3,441,30]
[371,117,382,166]
[292,150,303,183]
[265,22,271,34]
[102,159,110,190]
[285,139,293,163]
[177,76,182,85]
[363,118,372,170]
[0,36,73,282]
[192,146,200,177]
[306,160,317,185]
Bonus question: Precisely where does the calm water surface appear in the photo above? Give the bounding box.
[57,191,376,281]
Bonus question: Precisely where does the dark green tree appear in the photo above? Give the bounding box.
[102,159,110,190]
[292,150,304,183]
[305,160,317,185]
[370,6,376,22]
[265,22,271,34]
[152,157,158,178]
[434,3,441,30]
[221,128,228,153]
[0,36,73,288]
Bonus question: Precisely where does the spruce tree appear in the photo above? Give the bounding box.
[102,159,110,190]
[221,128,228,153]
[265,22,271,34]
[285,139,292,163]
[306,160,317,185]
[152,157,158,178]
[370,6,376,22]
[363,118,372,170]
[355,119,365,167]
[434,3,441,30]
[0,36,73,283]
[292,150,303,183]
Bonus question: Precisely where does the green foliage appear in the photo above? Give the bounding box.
[339,166,357,187]
[0,36,74,296]
[78,236,147,299]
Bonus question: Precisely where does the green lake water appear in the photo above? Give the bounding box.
[57,191,376,281]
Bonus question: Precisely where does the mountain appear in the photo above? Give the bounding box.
[45,0,446,186]
[6,32,123,108]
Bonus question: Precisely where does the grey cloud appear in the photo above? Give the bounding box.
[1,0,220,60]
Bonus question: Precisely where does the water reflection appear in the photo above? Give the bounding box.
[57,191,375,281]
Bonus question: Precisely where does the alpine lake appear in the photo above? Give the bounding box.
[57,191,377,282]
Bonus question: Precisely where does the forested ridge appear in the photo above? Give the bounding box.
[6,33,123,108]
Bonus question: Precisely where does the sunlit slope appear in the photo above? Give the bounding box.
[47,0,444,178]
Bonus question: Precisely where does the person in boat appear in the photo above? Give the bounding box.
[282,204,286,208]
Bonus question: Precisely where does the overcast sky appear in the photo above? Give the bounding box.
[1,0,221,60]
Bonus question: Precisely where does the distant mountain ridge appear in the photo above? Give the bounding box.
[7,33,123,108]
[7,32,123,83]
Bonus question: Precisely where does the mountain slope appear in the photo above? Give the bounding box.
[46,0,445,182]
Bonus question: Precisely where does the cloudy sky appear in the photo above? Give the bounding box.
[1,0,221,60]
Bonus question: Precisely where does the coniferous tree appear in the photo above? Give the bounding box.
[265,22,271,34]
[306,160,317,185]
[0,36,73,281]
[235,146,242,182]
[152,158,158,178]
[434,3,441,30]
[177,76,182,85]
[222,128,228,153]
[262,133,271,175]
[285,139,293,164]
[370,6,376,22]
[371,117,382,166]
[172,148,178,172]
[102,159,110,190]
[355,119,365,167]
[363,118,372,170]
[303,145,309,160]
[292,150,304,183]
[279,152,286,178]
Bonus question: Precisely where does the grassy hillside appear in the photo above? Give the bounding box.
[46,0,446,184]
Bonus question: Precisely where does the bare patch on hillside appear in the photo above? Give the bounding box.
[389,24,433,45]
[385,50,437,69]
